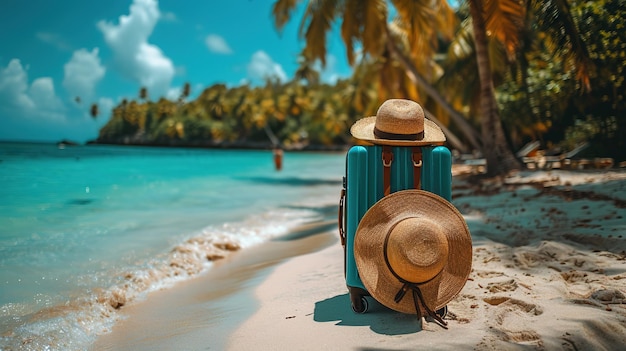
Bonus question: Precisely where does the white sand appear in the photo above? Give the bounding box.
[229,170,626,350]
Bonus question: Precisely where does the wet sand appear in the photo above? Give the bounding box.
[91,222,337,351]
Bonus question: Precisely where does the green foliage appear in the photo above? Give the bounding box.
[496,45,577,145]
[565,0,626,159]
[494,0,625,160]
[96,73,373,148]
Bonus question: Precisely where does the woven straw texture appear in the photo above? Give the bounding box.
[354,190,472,314]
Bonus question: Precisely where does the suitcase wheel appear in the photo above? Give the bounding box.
[351,296,368,314]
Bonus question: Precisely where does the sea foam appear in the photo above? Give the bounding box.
[0,206,320,351]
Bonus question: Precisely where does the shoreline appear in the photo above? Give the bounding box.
[0,139,351,153]
[91,221,338,351]
[87,140,352,152]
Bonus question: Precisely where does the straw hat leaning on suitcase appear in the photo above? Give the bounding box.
[350,99,472,328]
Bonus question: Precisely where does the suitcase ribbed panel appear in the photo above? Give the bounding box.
[345,146,367,289]
[345,145,452,290]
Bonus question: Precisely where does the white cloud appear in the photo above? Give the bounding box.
[0,59,34,110]
[166,86,181,100]
[175,65,187,77]
[63,48,106,99]
[0,60,118,142]
[312,54,348,84]
[29,78,65,117]
[98,97,115,113]
[166,82,202,101]
[36,32,72,51]
[205,34,233,54]
[321,54,339,84]
[97,0,174,98]
[93,96,115,122]
[246,50,287,84]
[160,11,177,22]
[0,59,65,121]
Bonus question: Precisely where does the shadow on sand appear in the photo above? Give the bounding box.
[313,293,424,335]
[240,176,342,187]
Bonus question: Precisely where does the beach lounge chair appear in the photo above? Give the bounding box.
[522,142,589,170]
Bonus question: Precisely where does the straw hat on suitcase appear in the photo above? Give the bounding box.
[350,98,446,146]
[353,190,472,319]
[350,99,472,325]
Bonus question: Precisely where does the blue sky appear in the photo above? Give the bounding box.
[0,0,352,143]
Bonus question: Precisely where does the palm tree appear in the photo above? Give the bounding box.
[179,82,191,103]
[272,0,593,176]
[531,0,593,91]
[382,6,483,152]
[294,57,321,85]
[182,82,191,98]
[90,103,99,119]
[467,0,522,175]
[139,86,149,101]
[465,0,593,175]
[272,0,480,153]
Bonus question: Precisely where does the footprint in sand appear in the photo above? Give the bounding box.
[474,270,505,278]
[483,296,543,315]
[513,251,542,269]
[560,270,588,283]
[505,330,543,345]
[486,279,518,293]
[483,297,544,346]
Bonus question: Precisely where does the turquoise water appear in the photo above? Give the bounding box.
[0,142,345,350]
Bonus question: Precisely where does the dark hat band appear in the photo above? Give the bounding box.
[374,127,424,141]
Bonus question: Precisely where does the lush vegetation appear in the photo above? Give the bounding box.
[96,77,376,150]
[495,0,625,161]
[95,0,625,167]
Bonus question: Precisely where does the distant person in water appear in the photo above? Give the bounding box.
[273,147,283,171]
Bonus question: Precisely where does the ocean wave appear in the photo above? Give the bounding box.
[0,206,322,351]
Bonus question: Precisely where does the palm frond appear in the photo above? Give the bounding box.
[482,0,526,59]
[446,19,475,63]
[533,0,593,91]
[392,0,436,60]
[341,0,360,65]
[300,0,340,65]
[362,0,388,58]
[272,0,301,32]
[341,0,387,65]
[435,0,460,41]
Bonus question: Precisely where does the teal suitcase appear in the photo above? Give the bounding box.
[339,145,452,313]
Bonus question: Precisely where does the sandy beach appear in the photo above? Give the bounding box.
[93,169,626,350]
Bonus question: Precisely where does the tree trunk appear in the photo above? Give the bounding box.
[469,0,521,177]
[384,24,482,153]
[264,124,280,147]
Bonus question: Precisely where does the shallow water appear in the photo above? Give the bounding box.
[0,142,345,350]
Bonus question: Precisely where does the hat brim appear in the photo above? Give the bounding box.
[354,190,472,314]
[350,116,446,146]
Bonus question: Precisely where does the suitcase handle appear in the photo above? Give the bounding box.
[338,188,346,246]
